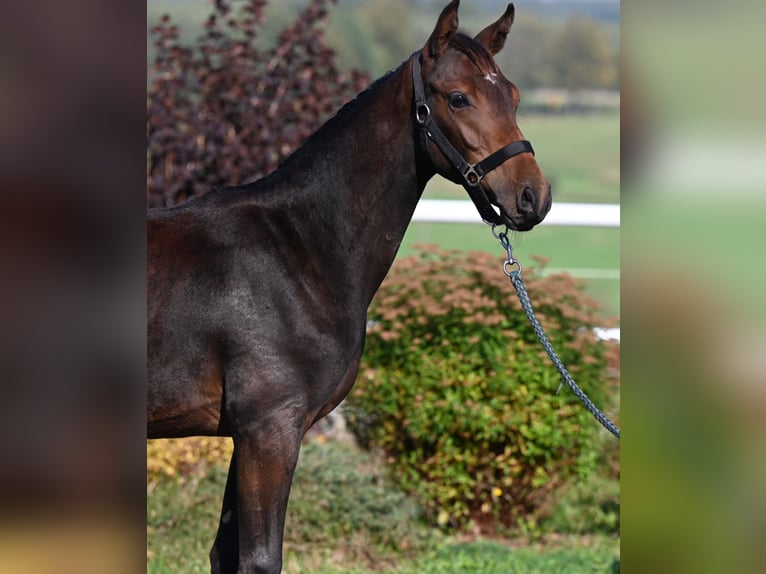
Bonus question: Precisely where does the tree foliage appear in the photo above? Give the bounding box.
[497,12,557,89]
[549,18,618,90]
[147,0,370,208]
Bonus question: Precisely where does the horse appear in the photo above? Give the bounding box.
[147,1,551,572]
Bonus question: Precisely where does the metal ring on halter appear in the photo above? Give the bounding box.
[415,103,430,125]
[491,223,508,241]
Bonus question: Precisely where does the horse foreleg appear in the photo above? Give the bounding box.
[231,416,302,574]
[210,452,239,574]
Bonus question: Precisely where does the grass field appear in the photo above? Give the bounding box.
[148,439,620,573]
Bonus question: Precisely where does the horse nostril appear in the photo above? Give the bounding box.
[518,186,535,214]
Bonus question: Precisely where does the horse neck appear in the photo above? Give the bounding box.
[265,57,433,307]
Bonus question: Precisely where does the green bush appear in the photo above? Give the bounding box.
[346,245,619,533]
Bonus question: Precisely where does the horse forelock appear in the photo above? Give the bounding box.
[449,33,499,74]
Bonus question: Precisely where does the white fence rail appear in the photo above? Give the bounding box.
[411,199,621,341]
[412,199,620,227]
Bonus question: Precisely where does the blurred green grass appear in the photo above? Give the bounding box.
[624,193,766,319]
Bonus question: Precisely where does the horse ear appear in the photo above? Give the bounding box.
[474,3,515,56]
[424,0,460,61]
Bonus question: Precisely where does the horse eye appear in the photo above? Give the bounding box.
[448,92,470,109]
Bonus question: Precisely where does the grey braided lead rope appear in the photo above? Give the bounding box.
[492,226,621,439]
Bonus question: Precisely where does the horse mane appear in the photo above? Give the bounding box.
[207,67,400,198]
[277,68,399,164]
[325,69,398,125]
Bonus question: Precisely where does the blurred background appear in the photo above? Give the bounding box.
[2,0,765,572]
[622,1,766,572]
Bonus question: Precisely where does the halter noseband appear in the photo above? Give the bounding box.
[412,51,534,226]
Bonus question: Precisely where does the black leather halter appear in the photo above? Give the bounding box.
[412,51,534,225]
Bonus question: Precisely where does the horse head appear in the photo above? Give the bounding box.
[418,0,552,231]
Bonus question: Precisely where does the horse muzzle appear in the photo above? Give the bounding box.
[492,178,552,231]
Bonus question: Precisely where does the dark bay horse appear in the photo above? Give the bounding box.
[147,2,551,572]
